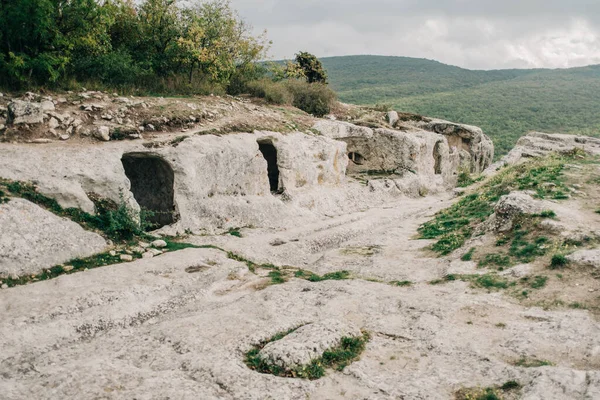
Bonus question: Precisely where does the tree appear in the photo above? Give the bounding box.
[175,0,268,84]
[292,52,328,84]
[0,0,111,87]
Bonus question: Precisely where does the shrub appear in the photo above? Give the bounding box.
[550,254,569,269]
[246,79,293,104]
[285,80,336,117]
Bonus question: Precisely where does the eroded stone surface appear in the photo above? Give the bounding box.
[258,320,362,369]
[0,198,107,277]
[485,191,545,232]
[487,132,600,173]
[7,100,44,125]
[567,250,600,269]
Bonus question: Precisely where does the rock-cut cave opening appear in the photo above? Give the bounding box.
[258,141,281,193]
[433,142,443,175]
[121,153,178,228]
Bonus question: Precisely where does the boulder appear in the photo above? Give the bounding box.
[258,320,362,369]
[486,192,545,232]
[93,126,111,141]
[566,250,600,269]
[387,111,399,127]
[7,100,44,125]
[48,117,60,129]
[0,198,107,277]
[151,239,167,248]
[40,100,55,112]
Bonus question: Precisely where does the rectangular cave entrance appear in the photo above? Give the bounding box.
[257,140,281,193]
[433,142,443,175]
[121,153,178,229]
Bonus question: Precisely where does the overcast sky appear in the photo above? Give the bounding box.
[227,0,600,70]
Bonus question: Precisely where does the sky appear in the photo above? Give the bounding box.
[227,0,600,70]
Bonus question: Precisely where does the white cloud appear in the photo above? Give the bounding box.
[224,0,600,69]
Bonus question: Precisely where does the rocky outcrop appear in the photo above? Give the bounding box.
[484,192,545,232]
[0,131,348,234]
[413,119,494,173]
[486,132,600,173]
[7,100,44,125]
[0,198,107,277]
[313,120,461,195]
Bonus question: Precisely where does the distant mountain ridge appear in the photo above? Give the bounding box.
[320,55,600,156]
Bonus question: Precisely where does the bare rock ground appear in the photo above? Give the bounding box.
[1,192,599,399]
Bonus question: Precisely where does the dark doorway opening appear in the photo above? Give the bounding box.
[121,153,177,229]
[258,141,280,193]
[433,142,443,175]
[348,152,365,165]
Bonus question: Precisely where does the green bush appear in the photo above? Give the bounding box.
[550,254,569,269]
[285,80,336,117]
[246,79,293,104]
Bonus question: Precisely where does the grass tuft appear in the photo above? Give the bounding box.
[549,254,569,269]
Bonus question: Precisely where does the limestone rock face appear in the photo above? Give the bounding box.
[7,100,44,125]
[0,143,138,215]
[258,320,362,369]
[416,119,494,173]
[0,198,107,277]
[0,131,349,234]
[313,120,461,195]
[486,132,600,173]
[312,119,374,139]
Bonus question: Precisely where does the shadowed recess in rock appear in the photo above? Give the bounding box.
[433,141,443,175]
[258,141,281,193]
[121,153,177,228]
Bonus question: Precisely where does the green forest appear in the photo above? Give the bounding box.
[0,0,336,115]
[322,55,600,156]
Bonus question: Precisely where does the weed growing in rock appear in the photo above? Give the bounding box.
[527,275,549,289]
[478,253,511,269]
[473,274,510,289]
[538,210,557,218]
[225,227,242,237]
[268,270,286,285]
[0,189,9,203]
[455,380,521,400]
[245,330,370,380]
[461,248,476,261]
[294,269,351,282]
[512,358,553,368]
[390,280,413,287]
[457,169,484,188]
[549,254,569,269]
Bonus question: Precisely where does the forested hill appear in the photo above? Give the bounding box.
[321,55,600,156]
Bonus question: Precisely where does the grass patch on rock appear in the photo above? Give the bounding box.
[245,330,370,380]
[0,178,154,242]
[419,153,580,255]
[455,380,522,400]
[294,269,352,282]
[512,357,554,368]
